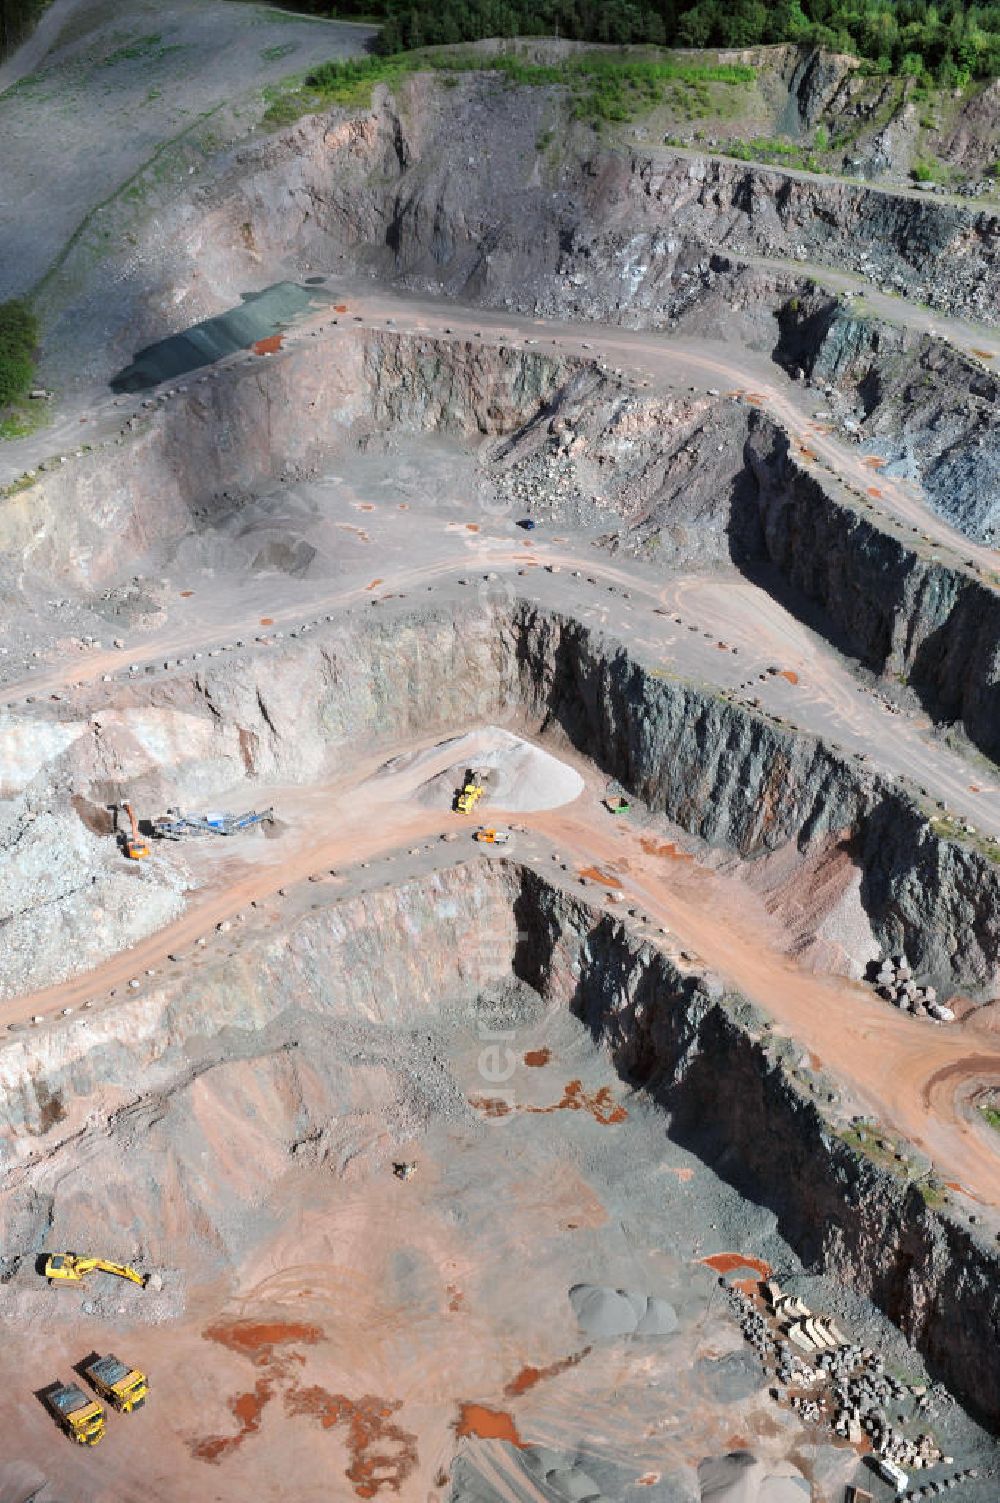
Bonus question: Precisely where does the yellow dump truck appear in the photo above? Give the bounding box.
[44,1381,106,1445]
[84,1353,149,1413]
[44,1253,147,1287]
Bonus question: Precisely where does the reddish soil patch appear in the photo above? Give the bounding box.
[465,523,479,532]
[798,446,817,461]
[640,837,692,862]
[970,784,982,793]
[668,1166,694,1182]
[468,1095,513,1118]
[447,1285,465,1312]
[535,1080,627,1126]
[862,456,886,470]
[779,669,799,685]
[366,578,384,591]
[206,1319,323,1364]
[701,1252,772,1278]
[71,794,114,837]
[259,616,274,626]
[523,1048,551,1068]
[398,503,409,510]
[179,589,194,598]
[252,334,284,356]
[471,1081,626,1124]
[335,304,348,313]
[285,1389,418,1497]
[455,1404,525,1448]
[971,348,994,360]
[867,486,882,499]
[579,865,622,887]
[192,1378,274,1462]
[503,1348,590,1398]
[357,503,376,512]
[636,1474,661,1487]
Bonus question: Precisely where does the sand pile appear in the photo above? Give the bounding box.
[387,728,585,812]
[699,1453,810,1502]
[569,1284,679,1338]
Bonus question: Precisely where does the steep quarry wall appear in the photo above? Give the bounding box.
[193,78,1000,325]
[774,289,1000,541]
[1,329,577,592]
[514,868,1000,1427]
[512,604,1000,991]
[744,415,1000,761]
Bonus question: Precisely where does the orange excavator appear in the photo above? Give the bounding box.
[122,803,149,861]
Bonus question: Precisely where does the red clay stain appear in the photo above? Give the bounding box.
[335,304,348,313]
[179,589,194,597]
[470,1081,626,1125]
[455,1404,525,1448]
[798,446,817,461]
[640,837,692,862]
[543,1080,627,1124]
[357,503,376,512]
[192,1378,274,1462]
[970,784,982,793]
[669,1166,694,1182]
[971,348,994,360]
[523,1047,551,1068]
[867,486,882,498]
[398,502,409,510]
[446,1284,465,1312]
[366,578,384,591]
[636,1474,661,1487]
[468,1095,513,1118]
[725,1436,750,1450]
[579,865,622,887]
[745,391,766,406]
[206,1319,322,1363]
[253,334,284,355]
[193,1321,414,1495]
[285,1388,418,1497]
[259,616,274,626]
[465,523,479,532]
[863,456,886,470]
[503,1347,590,1398]
[702,1252,773,1278]
[779,669,799,685]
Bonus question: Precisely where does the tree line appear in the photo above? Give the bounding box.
[0,0,47,60]
[284,0,1000,83]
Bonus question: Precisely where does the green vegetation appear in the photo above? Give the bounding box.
[0,0,48,61]
[266,48,753,126]
[263,0,1000,83]
[0,300,38,410]
[911,154,942,180]
[979,1103,1000,1132]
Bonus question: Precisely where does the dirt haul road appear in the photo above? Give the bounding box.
[7,725,1000,1223]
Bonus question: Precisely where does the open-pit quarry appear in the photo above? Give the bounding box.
[4,8,1000,1503]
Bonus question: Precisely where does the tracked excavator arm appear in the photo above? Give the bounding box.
[45,1253,148,1287]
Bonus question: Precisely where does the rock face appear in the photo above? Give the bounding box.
[517,869,1000,1428]
[743,416,1000,761]
[775,289,1000,541]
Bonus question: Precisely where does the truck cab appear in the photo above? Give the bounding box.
[85,1353,149,1412]
[45,1382,106,1444]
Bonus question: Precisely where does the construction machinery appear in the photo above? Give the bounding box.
[455,769,489,815]
[121,802,149,860]
[44,1253,148,1288]
[43,1382,106,1445]
[603,795,630,814]
[83,1354,149,1413]
[473,828,511,846]
[152,806,274,840]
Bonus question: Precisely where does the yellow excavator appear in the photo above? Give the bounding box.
[84,1353,149,1413]
[44,1253,148,1288]
[122,802,149,861]
[473,828,511,846]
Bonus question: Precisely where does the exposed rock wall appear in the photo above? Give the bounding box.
[744,416,1000,761]
[1,329,576,592]
[774,289,1000,541]
[516,868,1000,1427]
[512,603,1000,991]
